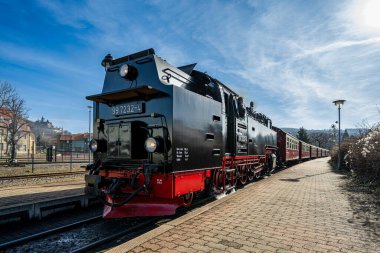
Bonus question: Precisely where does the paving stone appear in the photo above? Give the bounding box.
[107,158,380,253]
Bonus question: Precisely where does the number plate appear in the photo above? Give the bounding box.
[111,102,144,116]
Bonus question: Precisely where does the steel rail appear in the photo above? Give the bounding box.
[71,217,162,253]
[71,196,216,253]
[0,215,103,250]
[0,171,86,180]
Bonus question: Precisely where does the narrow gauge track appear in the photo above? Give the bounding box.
[3,173,271,253]
[0,215,102,250]
[0,171,85,180]
[3,194,217,253]
[72,173,279,252]
[71,195,216,253]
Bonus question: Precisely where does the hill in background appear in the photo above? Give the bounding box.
[281,128,362,137]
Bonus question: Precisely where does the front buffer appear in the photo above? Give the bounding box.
[85,166,207,218]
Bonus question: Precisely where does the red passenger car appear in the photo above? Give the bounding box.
[299,141,310,160]
[273,127,300,164]
[310,146,317,158]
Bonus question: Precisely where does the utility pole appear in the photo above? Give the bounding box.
[87,106,92,164]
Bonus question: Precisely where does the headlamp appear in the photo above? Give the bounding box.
[119,64,129,78]
[89,139,107,153]
[119,64,138,81]
[89,139,98,152]
[144,137,157,153]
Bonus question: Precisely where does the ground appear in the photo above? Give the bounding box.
[108,157,380,253]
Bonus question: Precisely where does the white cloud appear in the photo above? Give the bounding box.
[7,0,380,131]
[298,37,380,57]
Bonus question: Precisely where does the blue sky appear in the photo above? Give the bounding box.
[1,0,380,133]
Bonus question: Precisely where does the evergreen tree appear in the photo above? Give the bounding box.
[342,129,349,140]
[297,126,310,143]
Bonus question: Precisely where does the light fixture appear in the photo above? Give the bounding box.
[332,100,346,108]
[89,139,98,152]
[101,53,113,68]
[119,64,138,81]
[144,137,158,153]
[89,139,107,153]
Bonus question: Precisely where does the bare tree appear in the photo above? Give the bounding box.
[1,83,29,163]
[356,119,372,138]
[0,82,15,109]
[0,82,17,157]
[309,132,331,148]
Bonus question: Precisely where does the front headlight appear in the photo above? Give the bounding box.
[89,139,98,152]
[119,64,138,81]
[89,139,107,153]
[144,137,157,153]
[119,64,129,78]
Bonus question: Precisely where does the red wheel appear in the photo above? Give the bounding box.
[238,165,248,185]
[212,169,224,194]
[182,192,194,207]
[247,165,255,182]
[227,166,237,188]
[255,171,261,179]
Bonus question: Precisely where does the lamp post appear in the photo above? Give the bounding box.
[0,129,2,159]
[87,106,92,164]
[0,116,4,159]
[332,99,346,169]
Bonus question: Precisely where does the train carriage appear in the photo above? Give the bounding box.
[273,127,300,164]
[311,146,317,158]
[299,141,311,160]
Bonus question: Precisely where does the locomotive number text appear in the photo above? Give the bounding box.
[111,102,144,116]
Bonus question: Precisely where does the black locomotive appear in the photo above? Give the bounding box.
[85,48,279,218]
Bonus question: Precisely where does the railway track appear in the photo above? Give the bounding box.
[0,215,103,250]
[0,171,86,180]
[72,196,217,253]
[1,173,267,252]
[2,195,216,253]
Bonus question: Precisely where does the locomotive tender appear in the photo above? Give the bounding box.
[85,48,279,218]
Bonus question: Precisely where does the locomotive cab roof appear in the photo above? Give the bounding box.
[86,85,167,104]
[87,48,241,104]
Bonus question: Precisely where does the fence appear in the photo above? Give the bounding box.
[0,149,92,166]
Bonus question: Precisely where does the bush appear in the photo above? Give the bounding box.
[339,125,380,187]
[330,138,356,170]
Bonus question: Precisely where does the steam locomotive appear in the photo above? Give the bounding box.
[85,48,328,218]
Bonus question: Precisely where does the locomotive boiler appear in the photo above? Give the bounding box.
[85,49,277,218]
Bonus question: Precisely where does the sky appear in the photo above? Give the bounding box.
[1,0,380,133]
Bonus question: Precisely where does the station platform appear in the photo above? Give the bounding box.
[107,158,379,253]
[0,178,92,221]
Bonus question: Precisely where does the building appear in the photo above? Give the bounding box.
[58,133,90,152]
[0,110,36,158]
[29,116,65,151]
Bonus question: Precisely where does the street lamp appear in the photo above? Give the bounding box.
[87,106,92,164]
[0,116,4,159]
[332,99,346,169]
